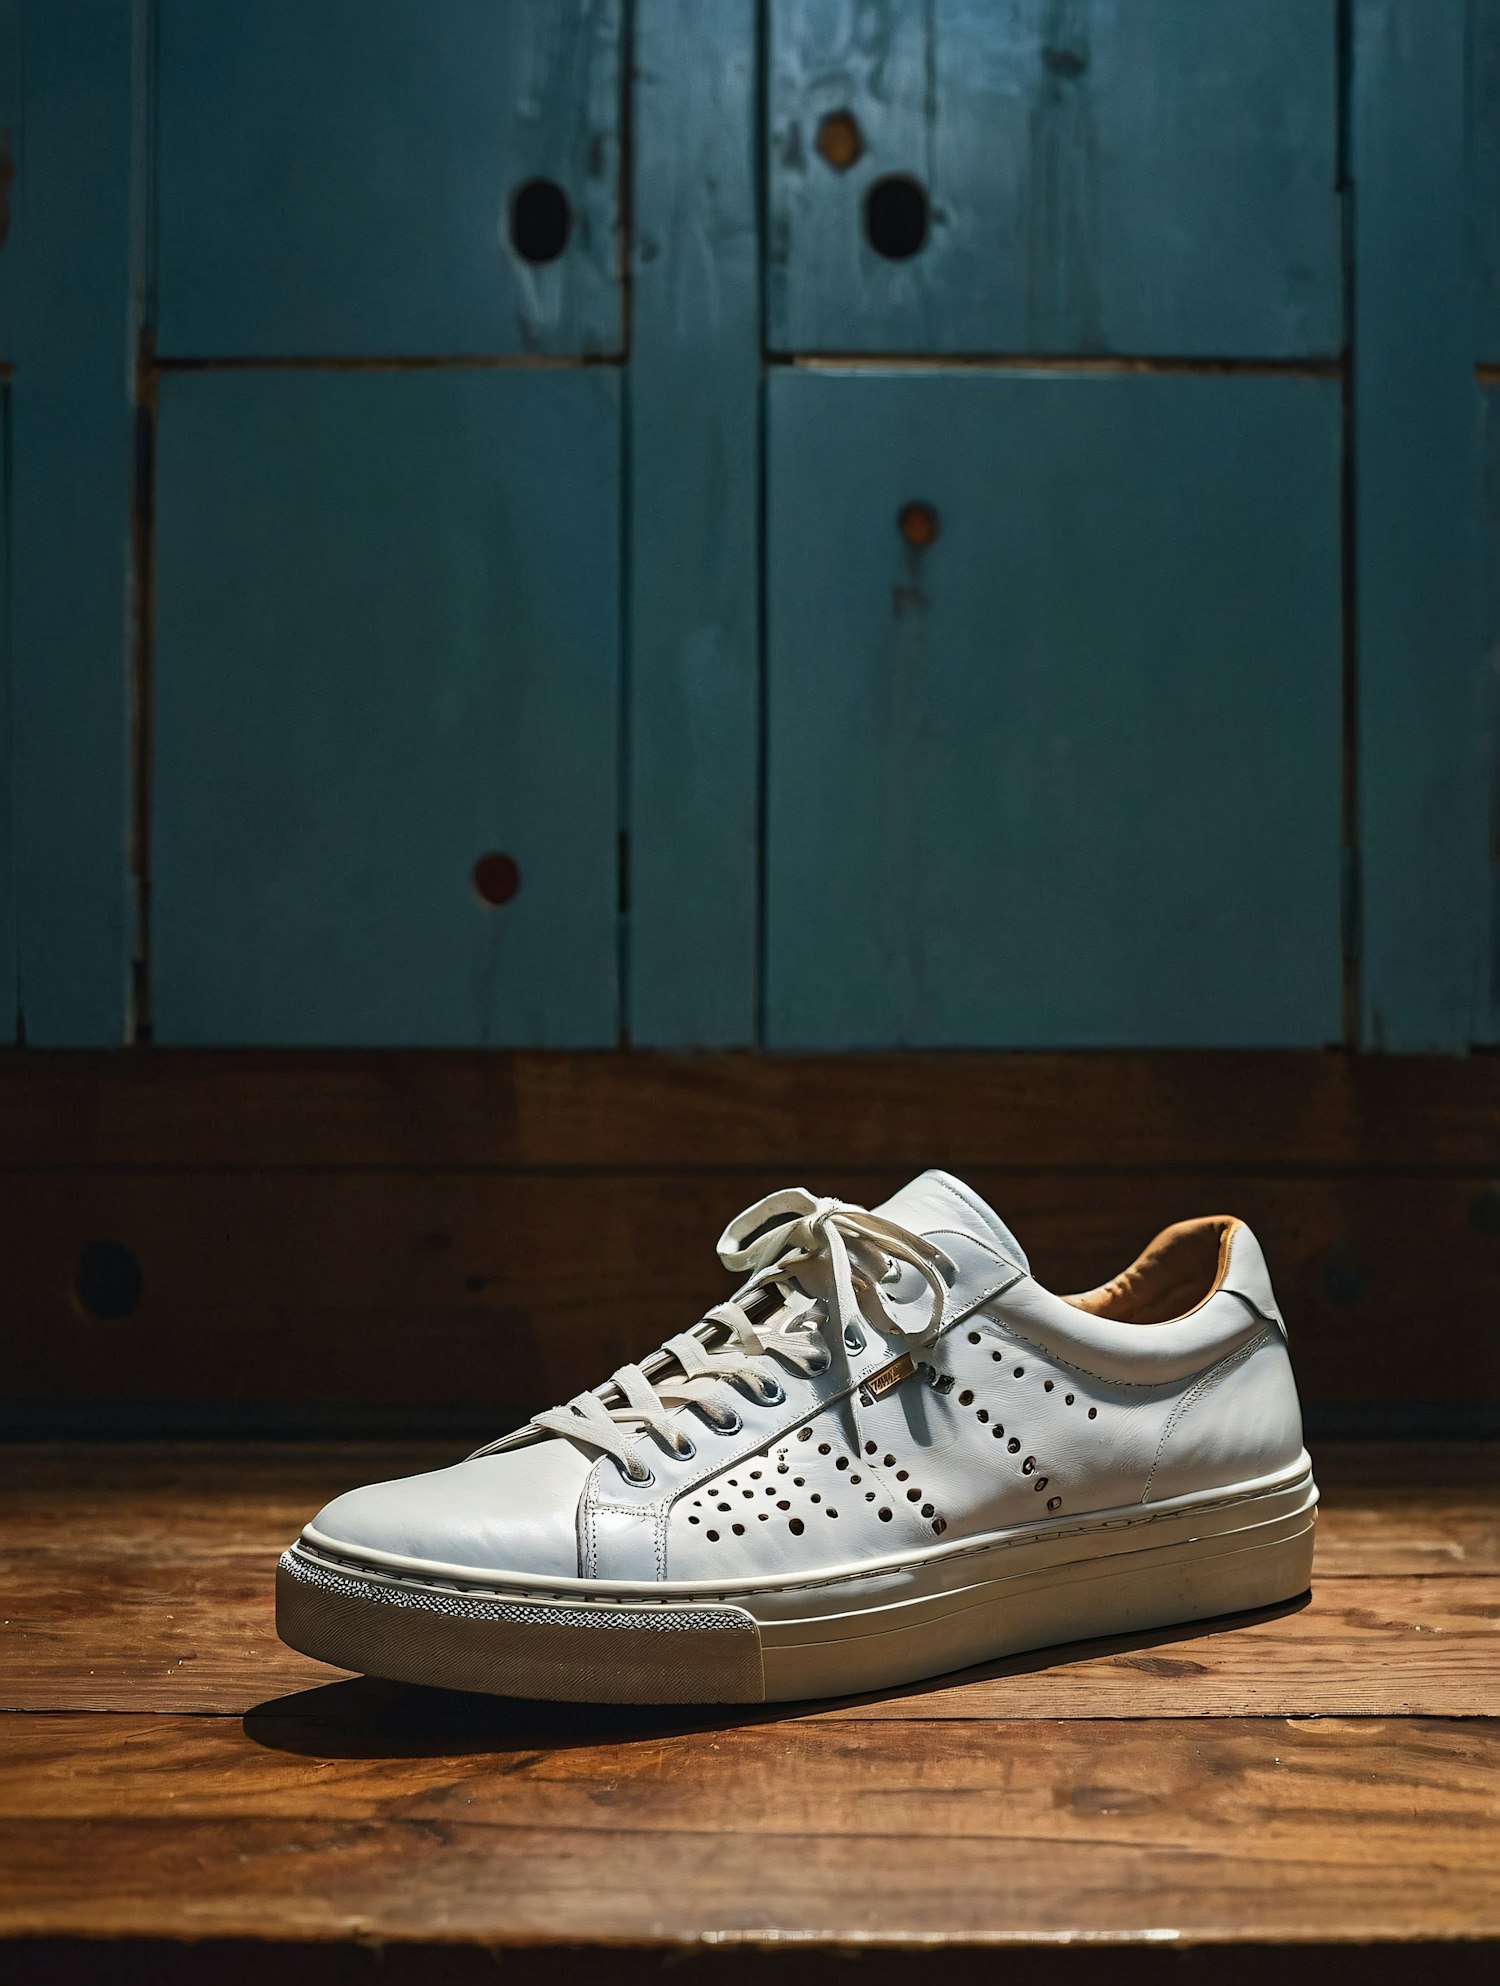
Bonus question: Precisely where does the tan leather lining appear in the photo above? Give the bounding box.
[1064,1215,1240,1326]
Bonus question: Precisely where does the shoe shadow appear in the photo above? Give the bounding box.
[244,1590,1310,1760]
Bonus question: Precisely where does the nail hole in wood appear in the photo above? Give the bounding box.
[472,852,521,907]
[510,178,571,264]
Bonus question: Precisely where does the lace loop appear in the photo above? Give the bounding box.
[529,1188,954,1477]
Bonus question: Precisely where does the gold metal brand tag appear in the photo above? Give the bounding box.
[861,1353,916,1402]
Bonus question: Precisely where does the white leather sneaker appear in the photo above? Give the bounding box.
[278,1171,1317,1703]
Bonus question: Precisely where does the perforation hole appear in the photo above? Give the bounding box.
[827,1507,839,1519]
[895,1469,909,1481]
[991,1424,1005,1438]
[1064,1394,1075,1406]
[883,1454,897,1467]
[1088,1407,1098,1419]
[976,1409,989,1423]
[1033,1477,1049,1492]
[789,1517,804,1535]
[1008,1437,1021,1453]
[1044,1380,1054,1392]
[688,1514,700,1525]
[906,1487,921,1501]
[932,1517,947,1534]
[850,1472,862,1484]
[777,1499,790,1510]
[835,1456,849,1471]
[1014,1367,1025,1378]
[878,1507,893,1522]
[810,1493,821,1503]
[1022,1456,1037,1474]
[992,1350,1003,1361]
[798,1428,812,1442]
[717,1502,731,1512]
[706,1529,719,1541]
[921,1502,934,1517]
[732,1523,745,1535]
[865,1441,877,1454]
[818,1443,831,1454]
[958,1390,974,1406]
[1047,1496,1062,1511]
[967,1331,981,1344]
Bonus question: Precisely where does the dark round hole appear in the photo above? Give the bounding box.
[74,1241,143,1322]
[898,501,940,549]
[472,851,521,907]
[864,173,929,259]
[510,177,571,264]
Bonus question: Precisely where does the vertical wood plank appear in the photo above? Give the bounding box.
[7,0,136,1043]
[767,0,1343,359]
[1352,0,1485,1049]
[154,0,625,359]
[626,0,761,1044]
[1473,0,1500,362]
[765,370,1343,1047]
[150,369,622,1047]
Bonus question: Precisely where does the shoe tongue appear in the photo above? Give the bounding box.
[873,1169,1029,1272]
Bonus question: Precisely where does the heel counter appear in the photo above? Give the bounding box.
[1144,1327,1306,1503]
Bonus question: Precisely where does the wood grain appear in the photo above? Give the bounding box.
[4,1165,1496,1412]
[3,1721,1497,1944]
[3,1443,1495,1718]
[3,1049,1492,1171]
[1,1439,1495,1958]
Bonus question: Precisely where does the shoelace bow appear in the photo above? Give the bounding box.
[531,1189,954,1481]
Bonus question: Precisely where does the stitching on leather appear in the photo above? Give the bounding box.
[1142,1329,1274,1502]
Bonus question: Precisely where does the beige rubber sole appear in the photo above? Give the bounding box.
[276,1463,1317,1705]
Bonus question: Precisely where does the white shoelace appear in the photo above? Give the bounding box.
[530,1189,955,1482]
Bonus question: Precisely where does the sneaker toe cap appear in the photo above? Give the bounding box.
[306,1438,595,1579]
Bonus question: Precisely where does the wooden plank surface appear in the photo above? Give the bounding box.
[765,370,1342,1047]
[0,1439,1494,1956]
[149,368,622,1046]
[3,1442,1495,1717]
[2,1719,1496,1946]
[0,1048,1494,1170]
[154,1,624,357]
[7,1159,1493,1417]
[766,0,1342,357]
[626,0,762,1047]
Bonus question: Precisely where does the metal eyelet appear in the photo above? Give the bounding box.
[843,1325,866,1352]
[673,1437,697,1461]
[712,1410,743,1436]
[807,1349,832,1375]
[620,1459,655,1487]
[755,1378,786,1406]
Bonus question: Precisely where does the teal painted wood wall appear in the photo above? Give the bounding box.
[0,0,1493,1049]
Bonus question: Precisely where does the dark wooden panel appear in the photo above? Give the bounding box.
[3,1167,1496,1411]
[1,1050,1494,1172]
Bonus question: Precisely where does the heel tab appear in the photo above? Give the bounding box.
[1222,1219,1286,1334]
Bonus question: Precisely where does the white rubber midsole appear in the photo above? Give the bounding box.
[280,1457,1318,1702]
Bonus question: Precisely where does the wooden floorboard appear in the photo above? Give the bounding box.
[1,1439,1496,1964]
